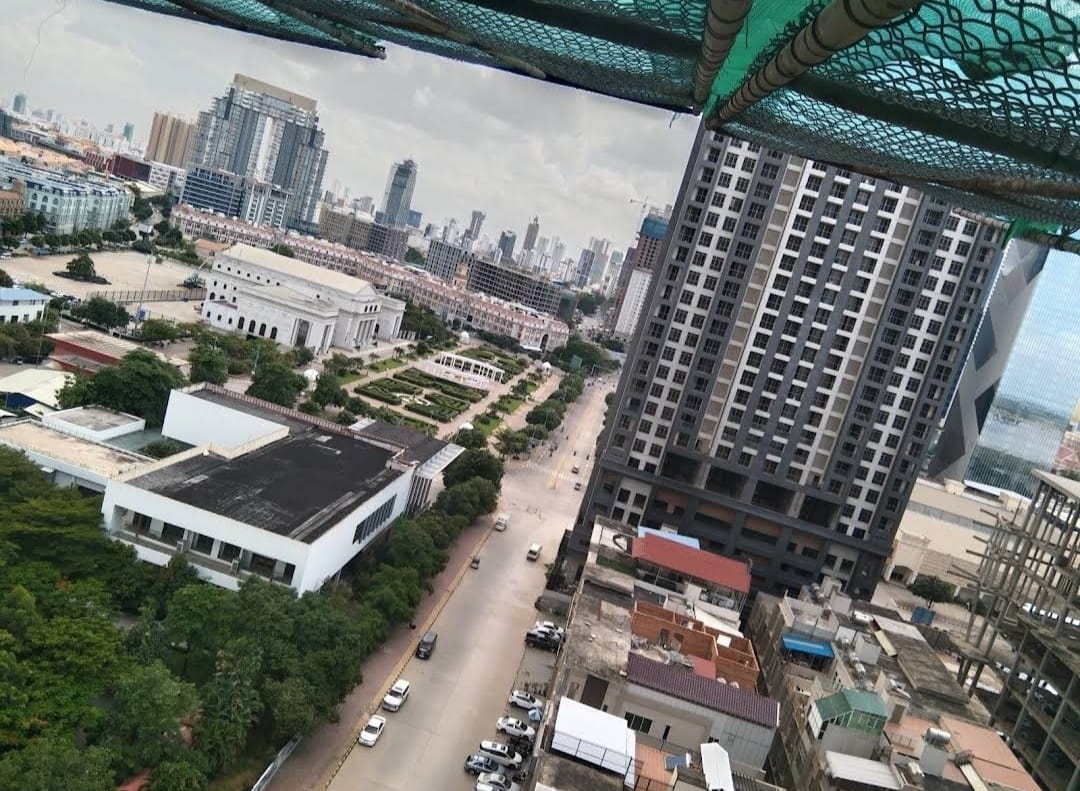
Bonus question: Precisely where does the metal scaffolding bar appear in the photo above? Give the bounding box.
[693,0,752,107]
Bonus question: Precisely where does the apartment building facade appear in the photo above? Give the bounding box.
[573,127,1004,599]
[464,255,564,315]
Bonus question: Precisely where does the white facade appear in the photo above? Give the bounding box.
[146,161,188,197]
[0,287,48,324]
[613,267,652,339]
[202,244,405,353]
[0,156,132,234]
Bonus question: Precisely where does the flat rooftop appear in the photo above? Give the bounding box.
[219,243,376,297]
[47,406,141,431]
[0,420,148,477]
[128,431,400,543]
[535,752,623,791]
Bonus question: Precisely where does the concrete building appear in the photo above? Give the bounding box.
[424,238,467,281]
[12,94,27,116]
[318,205,408,261]
[240,180,292,229]
[145,112,195,168]
[613,266,653,341]
[0,287,48,324]
[465,209,484,243]
[190,74,328,229]
[539,517,776,785]
[610,211,671,339]
[381,159,416,228]
[0,368,72,414]
[47,329,189,375]
[747,582,1039,791]
[180,165,246,218]
[523,215,540,251]
[0,156,132,233]
[497,230,516,262]
[464,256,564,315]
[145,160,187,197]
[572,128,1005,599]
[174,206,570,350]
[203,243,404,353]
[967,470,1079,791]
[0,180,23,218]
[101,384,461,593]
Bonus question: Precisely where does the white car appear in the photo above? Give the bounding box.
[507,689,542,710]
[357,715,386,746]
[476,772,513,791]
[479,740,523,768]
[382,679,411,711]
[534,621,565,638]
[496,716,536,739]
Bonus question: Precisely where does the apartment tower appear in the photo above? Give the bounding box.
[145,112,195,167]
[382,159,417,228]
[570,126,1004,599]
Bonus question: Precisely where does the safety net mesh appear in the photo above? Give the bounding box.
[101,0,1080,229]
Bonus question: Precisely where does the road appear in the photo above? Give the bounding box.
[321,374,615,791]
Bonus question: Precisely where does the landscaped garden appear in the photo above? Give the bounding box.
[356,377,423,405]
[405,391,471,422]
[392,368,487,402]
[461,346,527,376]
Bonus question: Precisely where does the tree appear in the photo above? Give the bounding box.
[105,661,199,774]
[494,430,530,458]
[269,243,295,258]
[138,318,180,343]
[264,677,318,740]
[65,253,97,281]
[577,292,606,316]
[149,758,208,791]
[0,737,116,791]
[435,477,499,521]
[188,344,229,385]
[287,346,314,367]
[451,428,488,449]
[70,296,130,329]
[444,448,504,488]
[247,357,306,408]
[0,269,11,288]
[195,639,263,774]
[383,519,442,581]
[59,349,186,426]
[404,248,425,266]
[908,575,954,608]
[312,372,345,408]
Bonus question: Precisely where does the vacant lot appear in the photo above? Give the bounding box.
[2,251,198,297]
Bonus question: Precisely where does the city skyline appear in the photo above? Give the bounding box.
[0,0,696,256]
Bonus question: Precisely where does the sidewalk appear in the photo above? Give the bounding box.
[266,517,491,791]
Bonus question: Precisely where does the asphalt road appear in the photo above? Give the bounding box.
[326,375,615,791]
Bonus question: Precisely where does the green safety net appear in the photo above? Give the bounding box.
[101,0,1080,230]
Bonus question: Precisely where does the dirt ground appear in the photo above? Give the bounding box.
[2,251,200,298]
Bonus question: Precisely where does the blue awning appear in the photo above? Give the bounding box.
[782,634,834,658]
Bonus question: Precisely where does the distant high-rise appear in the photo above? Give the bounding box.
[407,209,423,229]
[146,113,196,168]
[382,159,417,228]
[12,94,26,115]
[497,230,517,261]
[609,210,670,338]
[353,195,375,215]
[523,216,540,251]
[569,127,1005,599]
[189,74,328,228]
[122,122,135,143]
[466,210,485,242]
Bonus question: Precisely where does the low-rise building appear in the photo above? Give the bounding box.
[145,161,187,198]
[203,244,404,352]
[0,156,132,233]
[0,368,72,415]
[101,384,462,593]
[174,206,570,350]
[47,329,189,374]
[464,255,564,316]
[0,180,23,218]
[0,287,49,324]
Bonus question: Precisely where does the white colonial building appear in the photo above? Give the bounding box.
[0,287,49,325]
[202,243,405,353]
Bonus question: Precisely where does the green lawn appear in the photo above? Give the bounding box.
[369,357,404,372]
[492,396,524,415]
[472,413,502,436]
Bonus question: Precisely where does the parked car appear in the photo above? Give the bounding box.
[496,716,536,739]
[571,465,580,474]
[508,689,542,710]
[357,715,386,746]
[494,513,509,531]
[416,630,438,659]
[524,629,560,652]
[382,679,411,711]
[534,621,565,638]
[476,772,513,791]
[478,740,523,769]
[464,754,500,776]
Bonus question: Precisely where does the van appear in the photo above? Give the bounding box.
[526,544,541,562]
[415,630,437,659]
[494,513,509,532]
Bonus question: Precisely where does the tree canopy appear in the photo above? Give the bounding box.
[908,575,955,608]
[246,357,307,408]
[58,349,186,426]
[70,296,130,329]
[269,243,295,258]
[444,449,504,489]
[547,336,618,375]
[138,319,181,344]
[64,253,97,281]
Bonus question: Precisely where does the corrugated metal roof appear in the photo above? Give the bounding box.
[825,751,901,790]
[625,653,778,728]
[816,689,888,721]
[782,634,834,658]
[631,533,751,594]
[0,287,49,302]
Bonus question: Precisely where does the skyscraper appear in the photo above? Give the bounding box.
[12,94,26,115]
[523,216,540,251]
[122,122,135,143]
[382,159,417,228]
[569,127,1004,599]
[466,209,485,242]
[497,230,517,261]
[609,211,671,339]
[146,112,195,167]
[189,74,328,228]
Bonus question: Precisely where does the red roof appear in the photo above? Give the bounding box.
[631,534,751,594]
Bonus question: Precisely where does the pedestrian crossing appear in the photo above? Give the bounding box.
[510,458,579,484]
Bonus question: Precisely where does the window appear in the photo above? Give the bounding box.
[625,712,653,734]
[353,496,398,544]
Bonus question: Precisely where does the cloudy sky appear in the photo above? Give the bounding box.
[1,0,699,255]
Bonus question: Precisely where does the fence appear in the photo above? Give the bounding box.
[88,287,206,304]
[250,734,302,791]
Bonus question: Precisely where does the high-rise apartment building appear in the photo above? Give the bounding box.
[497,230,516,261]
[145,112,195,168]
[382,159,417,228]
[465,209,485,242]
[12,94,26,116]
[610,211,671,338]
[570,127,1004,599]
[189,74,328,229]
[523,215,540,251]
[122,122,135,144]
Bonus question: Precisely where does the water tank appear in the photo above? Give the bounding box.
[925,728,952,746]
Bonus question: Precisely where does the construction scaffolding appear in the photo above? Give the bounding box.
[966,470,1080,791]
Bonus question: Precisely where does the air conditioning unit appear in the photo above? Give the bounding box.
[230,559,240,573]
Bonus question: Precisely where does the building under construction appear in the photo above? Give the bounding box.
[969,470,1079,791]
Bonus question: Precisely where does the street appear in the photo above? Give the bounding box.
[318,373,615,791]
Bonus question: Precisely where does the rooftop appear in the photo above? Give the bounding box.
[128,431,400,543]
[0,287,49,302]
[45,405,142,432]
[816,689,888,721]
[0,420,148,477]
[0,368,72,408]
[1033,468,1080,501]
[219,243,377,297]
[353,419,451,466]
[625,653,779,728]
[244,284,340,316]
[632,533,751,594]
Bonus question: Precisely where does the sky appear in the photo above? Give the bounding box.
[0,0,699,256]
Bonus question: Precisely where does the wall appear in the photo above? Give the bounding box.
[0,296,47,324]
[163,390,284,449]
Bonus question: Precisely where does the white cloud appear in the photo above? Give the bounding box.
[0,0,699,253]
